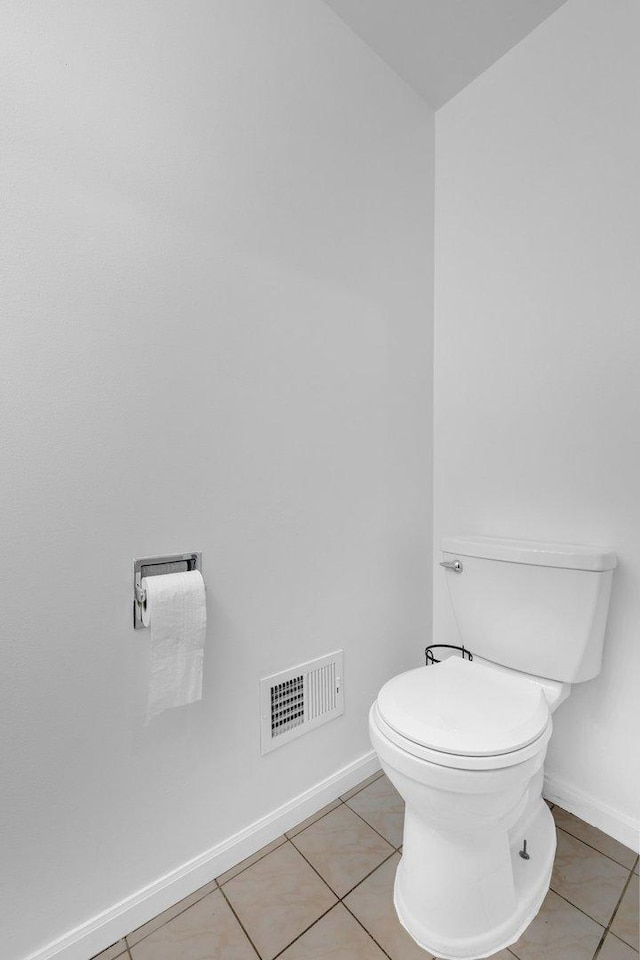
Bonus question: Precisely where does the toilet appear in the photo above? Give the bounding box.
[369,535,616,960]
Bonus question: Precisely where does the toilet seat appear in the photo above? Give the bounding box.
[375,657,551,770]
[371,701,552,771]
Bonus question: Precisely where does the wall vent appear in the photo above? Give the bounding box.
[260,651,344,754]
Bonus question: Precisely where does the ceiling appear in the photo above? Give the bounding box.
[322,0,568,108]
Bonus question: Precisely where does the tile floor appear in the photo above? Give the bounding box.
[95,770,638,960]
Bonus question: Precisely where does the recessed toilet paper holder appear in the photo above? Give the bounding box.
[133,552,202,629]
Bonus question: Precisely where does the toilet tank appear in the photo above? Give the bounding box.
[441,536,616,683]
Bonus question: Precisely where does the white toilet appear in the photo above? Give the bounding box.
[369,535,616,960]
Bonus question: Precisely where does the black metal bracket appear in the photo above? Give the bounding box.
[425,644,473,666]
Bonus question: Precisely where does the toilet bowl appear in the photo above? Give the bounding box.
[369,658,556,959]
[369,536,616,960]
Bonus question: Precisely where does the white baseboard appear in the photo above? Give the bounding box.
[544,772,639,853]
[22,751,380,960]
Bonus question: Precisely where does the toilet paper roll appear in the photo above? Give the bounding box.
[141,570,206,722]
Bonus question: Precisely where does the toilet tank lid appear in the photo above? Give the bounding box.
[441,536,617,571]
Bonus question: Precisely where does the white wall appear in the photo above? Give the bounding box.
[434,0,639,846]
[0,2,434,957]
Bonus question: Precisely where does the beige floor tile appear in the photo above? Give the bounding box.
[278,903,387,959]
[126,878,218,946]
[340,770,384,803]
[611,874,639,950]
[91,941,128,960]
[222,841,336,960]
[597,932,639,960]
[551,829,630,925]
[129,889,256,960]
[346,774,405,848]
[285,799,342,839]
[510,889,603,960]
[345,853,435,960]
[291,803,394,898]
[552,807,637,869]
[634,858,638,876]
[216,835,287,886]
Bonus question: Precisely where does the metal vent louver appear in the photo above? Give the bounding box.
[271,675,305,737]
[260,651,344,754]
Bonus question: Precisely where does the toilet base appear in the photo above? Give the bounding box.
[393,798,556,960]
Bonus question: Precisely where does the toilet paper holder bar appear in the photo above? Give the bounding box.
[133,552,202,629]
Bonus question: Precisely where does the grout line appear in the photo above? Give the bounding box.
[268,841,397,960]
[124,879,219,948]
[283,837,337,893]
[287,834,353,899]
[608,867,635,925]
[290,830,398,906]
[217,837,287,887]
[551,819,639,960]
[506,939,525,959]
[287,778,399,857]
[549,885,606,930]
[218,883,262,959]
[550,857,636,960]
[340,900,396,960]
[554,828,637,913]
[270,902,340,960]
[593,888,636,960]
[339,769,384,803]
[554,821,637,870]
[592,929,608,960]
[603,866,637,943]
[548,885,608,930]
[343,797,401,851]
[339,848,398,900]
[219,788,362,888]
[285,800,345,841]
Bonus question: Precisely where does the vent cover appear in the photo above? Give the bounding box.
[260,651,344,754]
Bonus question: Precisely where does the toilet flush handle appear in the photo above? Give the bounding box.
[440,559,463,573]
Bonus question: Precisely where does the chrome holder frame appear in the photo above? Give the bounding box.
[133,552,202,629]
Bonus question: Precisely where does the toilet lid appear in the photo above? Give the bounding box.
[376,657,550,757]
